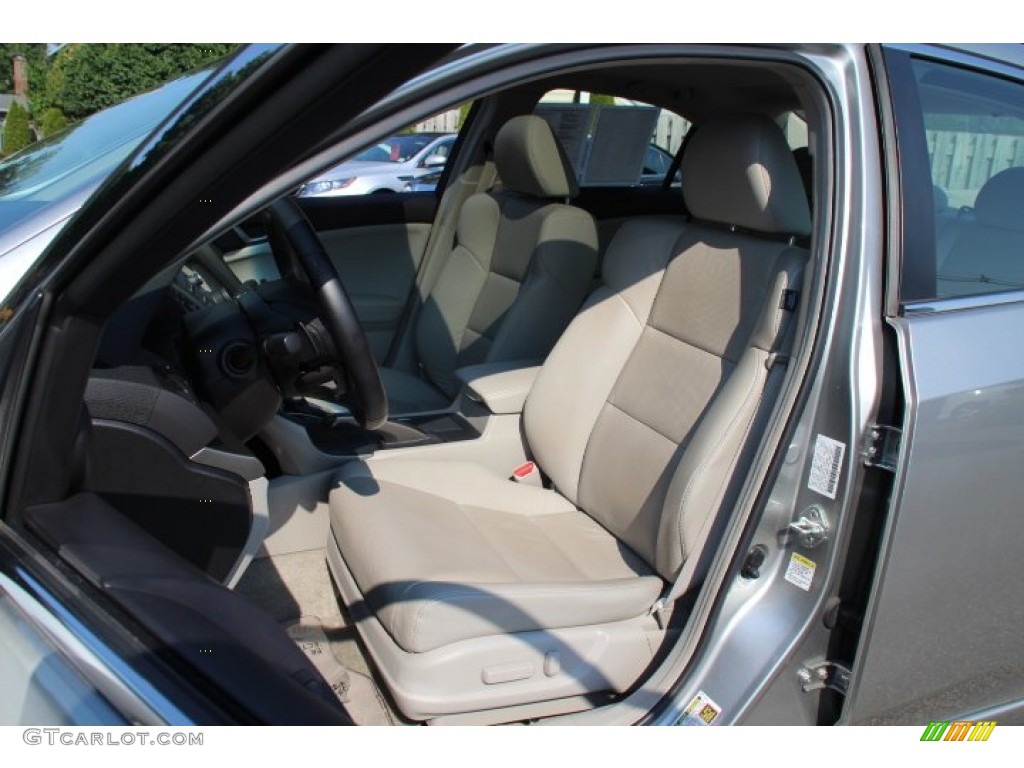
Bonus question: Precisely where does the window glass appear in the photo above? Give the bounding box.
[534,90,689,187]
[296,108,463,198]
[911,59,1024,299]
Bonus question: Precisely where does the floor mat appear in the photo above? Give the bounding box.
[286,616,395,725]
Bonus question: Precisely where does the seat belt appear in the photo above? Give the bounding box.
[651,287,800,629]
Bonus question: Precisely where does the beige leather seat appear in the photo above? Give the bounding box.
[328,115,811,721]
[381,115,599,413]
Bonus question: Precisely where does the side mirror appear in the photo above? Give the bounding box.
[423,153,447,168]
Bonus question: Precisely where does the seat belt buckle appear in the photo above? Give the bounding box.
[649,597,668,629]
[510,461,542,487]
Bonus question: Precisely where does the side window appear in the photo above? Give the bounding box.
[296,109,463,198]
[904,59,1024,301]
[780,111,813,206]
[533,90,689,187]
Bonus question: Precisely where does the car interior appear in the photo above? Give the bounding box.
[11,51,831,725]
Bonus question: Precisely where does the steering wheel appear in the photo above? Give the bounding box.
[263,198,388,430]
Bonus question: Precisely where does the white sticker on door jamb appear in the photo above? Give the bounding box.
[807,434,845,499]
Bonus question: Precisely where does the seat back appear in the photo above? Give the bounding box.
[937,167,1024,297]
[525,115,810,582]
[414,115,598,397]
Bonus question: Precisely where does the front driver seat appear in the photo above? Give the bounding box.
[328,115,811,722]
[379,114,599,413]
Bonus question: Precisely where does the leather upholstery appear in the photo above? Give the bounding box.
[381,116,598,411]
[526,221,805,579]
[330,115,811,709]
[456,361,542,414]
[494,114,579,199]
[682,115,811,235]
[330,460,662,653]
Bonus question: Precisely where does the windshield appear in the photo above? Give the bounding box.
[0,70,209,238]
[353,134,439,163]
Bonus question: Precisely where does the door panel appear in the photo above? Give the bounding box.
[848,48,1024,725]
[224,193,440,361]
[317,221,432,359]
[849,307,1024,724]
[303,195,439,359]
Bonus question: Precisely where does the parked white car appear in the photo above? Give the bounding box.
[296,132,455,197]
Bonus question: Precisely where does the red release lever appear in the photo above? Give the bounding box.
[512,461,535,478]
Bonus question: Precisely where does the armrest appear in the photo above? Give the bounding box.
[455,361,542,415]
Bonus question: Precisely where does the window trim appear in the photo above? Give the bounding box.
[886,45,1024,312]
[881,47,937,308]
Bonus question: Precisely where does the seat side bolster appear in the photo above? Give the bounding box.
[656,347,769,581]
[655,247,805,582]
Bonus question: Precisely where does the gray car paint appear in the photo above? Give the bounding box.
[847,302,1024,725]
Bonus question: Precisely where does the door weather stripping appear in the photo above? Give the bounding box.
[788,505,830,548]
[861,424,902,472]
[797,660,852,696]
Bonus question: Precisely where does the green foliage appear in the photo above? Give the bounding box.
[2,100,32,156]
[588,93,617,106]
[456,102,472,130]
[36,55,66,115]
[0,44,47,93]
[48,44,238,121]
[39,107,67,137]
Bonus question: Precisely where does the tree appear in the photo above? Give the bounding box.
[39,107,67,137]
[2,100,32,156]
[48,44,238,121]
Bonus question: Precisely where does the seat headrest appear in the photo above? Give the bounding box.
[974,167,1024,232]
[495,115,579,199]
[681,115,811,236]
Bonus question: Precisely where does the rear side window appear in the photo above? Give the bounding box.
[898,57,1024,302]
[533,91,689,187]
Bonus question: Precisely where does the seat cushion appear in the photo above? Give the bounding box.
[379,366,451,413]
[329,460,664,653]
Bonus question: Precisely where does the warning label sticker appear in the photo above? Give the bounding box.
[808,434,846,499]
[785,553,816,591]
[678,690,723,726]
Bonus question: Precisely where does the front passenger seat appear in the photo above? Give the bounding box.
[380,115,599,413]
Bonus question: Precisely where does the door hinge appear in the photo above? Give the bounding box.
[861,424,902,472]
[797,660,851,696]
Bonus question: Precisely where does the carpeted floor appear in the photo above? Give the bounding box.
[235,550,403,725]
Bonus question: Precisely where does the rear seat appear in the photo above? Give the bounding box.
[937,168,1024,297]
